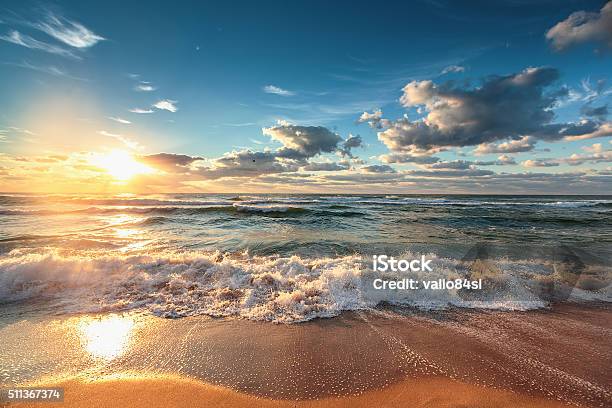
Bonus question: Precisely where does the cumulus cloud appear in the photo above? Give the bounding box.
[441,65,465,74]
[263,123,342,159]
[522,159,560,168]
[153,99,178,112]
[496,154,517,165]
[474,136,536,154]
[371,68,611,156]
[566,153,612,166]
[546,1,612,51]
[190,123,361,180]
[357,109,390,129]
[518,145,612,168]
[0,30,77,58]
[263,85,295,96]
[583,143,604,154]
[385,68,558,149]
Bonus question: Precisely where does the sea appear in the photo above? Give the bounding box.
[1,193,611,322]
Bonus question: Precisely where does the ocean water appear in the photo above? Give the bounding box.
[1,193,611,322]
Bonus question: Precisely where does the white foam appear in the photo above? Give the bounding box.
[232,203,302,213]
[0,249,609,323]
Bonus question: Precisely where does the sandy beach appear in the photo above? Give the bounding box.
[2,0,612,404]
[10,375,581,408]
[3,303,610,408]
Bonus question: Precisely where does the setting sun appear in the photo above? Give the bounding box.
[91,150,154,181]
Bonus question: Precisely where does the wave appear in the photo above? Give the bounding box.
[232,203,307,214]
[1,249,609,323]
[0,204,368,219]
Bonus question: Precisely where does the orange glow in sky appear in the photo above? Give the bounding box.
[90,150,154,182]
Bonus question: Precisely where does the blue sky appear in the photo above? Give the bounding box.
[0,0,611,193]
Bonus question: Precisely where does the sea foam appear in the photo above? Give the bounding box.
[1,248,609,323]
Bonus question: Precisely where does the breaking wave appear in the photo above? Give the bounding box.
[0,204,366,218]
[0,249,609,323]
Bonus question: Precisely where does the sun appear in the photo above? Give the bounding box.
[91,150,154,181]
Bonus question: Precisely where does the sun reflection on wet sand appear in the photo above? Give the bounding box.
[78,315,135,360]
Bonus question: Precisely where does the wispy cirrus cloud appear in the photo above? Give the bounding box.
[440,65,465,75]
[3,61,87,80]
[1,11,104,61]
[129,108,154,114]
[0,30,77,58]
[135,82,156,92]
[29,12,104,48]
[153,99,178,112]
[108,116,131,124]
[263,85,295,96]
[98,130,141,150]
[224,122,256,127]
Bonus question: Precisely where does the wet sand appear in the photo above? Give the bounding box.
[11,374,581,408]
[2,304,611,407]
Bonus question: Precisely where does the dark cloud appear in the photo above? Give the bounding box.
[369,68,610,154]
[263,123,342,159]
[196,150,300,180]
[339,134,363,157]
[563,122,612,141]
[429,160,473,170]
[581,104,608,120]
[343,134,362,149]
[546,1,612,51]
[139,153,203,172]
[361,164,396,173]
[193,123,360,179]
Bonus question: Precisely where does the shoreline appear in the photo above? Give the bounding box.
[2,304,610,407]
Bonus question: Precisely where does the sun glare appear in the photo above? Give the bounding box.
[91,150,153,181]
[78,315,136,360]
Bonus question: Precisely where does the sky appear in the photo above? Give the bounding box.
[0,0,611,194]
